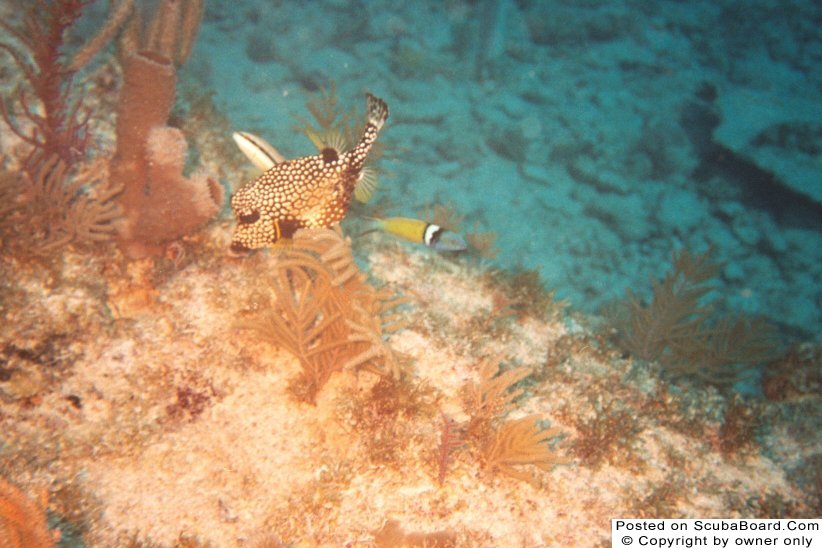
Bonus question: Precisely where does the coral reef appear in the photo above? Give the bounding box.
[0,154,122,255]
[608,248,780,385]
[0,2,819,545]
[435,413,462,485]
[0,223,817,544]
[462,357,531,439]
[239,227,406,403]
[481,414,566,485]
[565,399,644,471]
[0,0,222,259]
[0,0,91,170]
[0,1,125,257]
[456,357,568,485]
[109,0,223,257]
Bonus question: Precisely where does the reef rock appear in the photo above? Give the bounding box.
[714,86,821,204]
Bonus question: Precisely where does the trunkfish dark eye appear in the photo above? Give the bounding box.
[239,211,259,224]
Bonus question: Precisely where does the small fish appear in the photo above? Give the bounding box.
[365,217,468,252]
[230,93,389,253]
[232,131,285,170]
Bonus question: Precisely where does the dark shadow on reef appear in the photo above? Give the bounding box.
[680,87,822,233]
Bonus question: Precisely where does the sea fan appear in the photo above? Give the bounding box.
[619,248,721,363]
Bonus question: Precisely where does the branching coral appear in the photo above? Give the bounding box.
[0,0,92,171]
[482,415,567,486]
[343,303,402,376]
[1,154,122,255]
[295,228,411,379]
[67,0,135,71]
[462,356,531,440]
[611,248,780,385]
[240,227,408,403]
[246,253,349,403]
[442,356,568,485]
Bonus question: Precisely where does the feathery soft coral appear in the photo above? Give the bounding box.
[612,248,780,384]
[0,0,92,171]
[239,227,407,404]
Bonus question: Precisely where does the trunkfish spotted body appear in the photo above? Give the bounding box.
[230,93,389,253]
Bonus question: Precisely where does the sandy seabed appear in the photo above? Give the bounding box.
[1,224,818,546]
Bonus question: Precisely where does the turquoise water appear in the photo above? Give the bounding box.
[188,0,820,342]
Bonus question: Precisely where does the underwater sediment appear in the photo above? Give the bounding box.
[0,225,819,545]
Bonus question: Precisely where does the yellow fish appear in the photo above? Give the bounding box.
[365,217,468,252]
[230,93,388,253]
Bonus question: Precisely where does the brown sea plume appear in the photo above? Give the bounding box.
[239,227,408,403]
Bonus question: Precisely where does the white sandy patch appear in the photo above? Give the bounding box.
[85,369,319,545]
